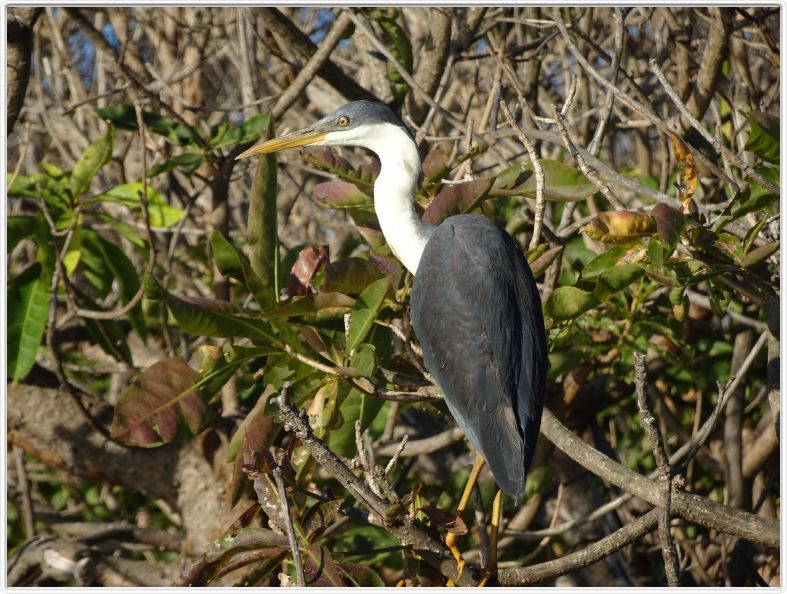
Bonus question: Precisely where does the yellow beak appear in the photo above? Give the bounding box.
[235,128,327,159]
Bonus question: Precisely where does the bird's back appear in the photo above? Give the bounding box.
[410,214,546,499]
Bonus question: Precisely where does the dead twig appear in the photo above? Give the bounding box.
[648,58,778,194]
[272,467,305,587]
[499,98,545,249]
[549,103,625,210]
[12,445,36,539]
[634,353,679,586]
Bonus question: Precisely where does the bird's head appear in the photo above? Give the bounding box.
[236,100,411,159]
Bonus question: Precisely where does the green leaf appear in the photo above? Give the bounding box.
[146,152,202,177]
[247,119,279,310]
[95,213,146,250]
[369,8,413,103]
[83,318,133,364]
[211,230,272,309]
[529,245,563,279]
[211,230,245,282]
[110,356,214,446]
[324,257,386,294]
[70,124,115,199]
[211,114,272,149]
[744,111,779,163]
[592,263,644,300]
[740,241,779,268]
[742,215,769,255]
[327,377,383,457]
[493,160,596,202]
[713,184,778,231]
[7,216,37,253]
[96,105,197,146]
[261,292,356,320]
[81,230,145,339]
[150,277,279,345]
[346,278,391,353]
[88,183,186,228]
[62,224,83,276]
[581,244,632,280]
[7,263,51,381]
[542,286,599,323]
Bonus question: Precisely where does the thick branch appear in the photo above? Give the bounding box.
[498,508,660,586]
[540,408,779,548]
[260,8,378,103]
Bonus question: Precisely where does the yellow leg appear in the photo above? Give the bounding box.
[477,488,503,587]
[445,454,486,584]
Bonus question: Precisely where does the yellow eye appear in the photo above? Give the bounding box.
[337,115,349,127]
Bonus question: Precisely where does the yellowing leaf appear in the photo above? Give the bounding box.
[670,132,698,212]
[582,211,654,244]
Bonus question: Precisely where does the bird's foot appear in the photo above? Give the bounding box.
[445,532,466,586]
[476,566,495,587]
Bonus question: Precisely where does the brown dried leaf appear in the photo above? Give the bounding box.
[419,505,468,535]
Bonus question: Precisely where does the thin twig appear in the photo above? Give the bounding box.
[672,331,768,473]
[550,103,625,210]
[549,8,739,192]
[272,467,306,587]
[384,434,409,477]
[13,446,35,539]
[587,8,623,156]
[634,353,679,586]
[561,73,578,118]
[499,98,545,248]
[274,383,390,521]
[648,58,778,194]
[377,427,464,458]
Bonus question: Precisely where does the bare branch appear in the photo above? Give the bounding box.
[272,467,306,587]
[634,353,679,586]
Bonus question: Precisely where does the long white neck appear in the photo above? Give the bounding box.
[325,124,434,275]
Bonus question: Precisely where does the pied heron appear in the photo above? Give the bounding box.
[238,101,547,583]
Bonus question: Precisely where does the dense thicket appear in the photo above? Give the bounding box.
[7,7,780,587]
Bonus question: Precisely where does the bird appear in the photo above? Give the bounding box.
[237,100,547,583]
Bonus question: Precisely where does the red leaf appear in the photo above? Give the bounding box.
[111,357,211,446]
[422,148,449,178]
[313,180,372,208]
[287,245,329,297]
[419,505,468,535]
[422,178,494,226]
[651,203,685,247]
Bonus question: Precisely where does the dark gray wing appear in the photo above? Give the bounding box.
[410,214,546,499]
